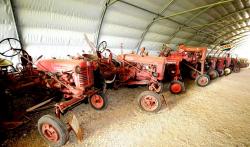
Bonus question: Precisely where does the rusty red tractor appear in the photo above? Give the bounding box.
[177,44,210,87]
[0,38,108,146]
[159,46,185,94]
[35,54,108,146]
[93,41,166,112]
[206,56,219,80]
[230,55,241,73]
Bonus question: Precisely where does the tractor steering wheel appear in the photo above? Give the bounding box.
[0,38,22,57]
[97,41,107,53]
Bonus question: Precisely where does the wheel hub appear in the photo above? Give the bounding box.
[91,95,104,109]
[198,76,208,86]
[141,95,158,111]
[41,123,59,142]
[170,83,182,94]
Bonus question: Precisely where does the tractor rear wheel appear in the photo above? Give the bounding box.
[217,69,224,77]
[89,93,108,110]
[137,91,162,113]
[233,66,240,73]
[38,115,69,147]
[169,80,185,94]
[195,74,210,87]
[224,68,232,76]
[208,69,219,80]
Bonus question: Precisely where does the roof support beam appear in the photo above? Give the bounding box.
[135,0,176,52]
[200,18,250,43]
[165,5,214,44]
[211,26,250,43]
[118,0,223,48]
[9,0,23,48]
[95,0,119,46]
[185,7,250,44]
[155,0,233,21]
[207,31,250,54]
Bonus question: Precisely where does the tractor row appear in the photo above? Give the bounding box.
[0,38,244,147]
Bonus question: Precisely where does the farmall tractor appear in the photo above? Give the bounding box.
[0,38,108,146]
[35,55,108,146]
[93,41,166,112]
[230,55,241,73]
[206,56,219,80]
[177,44,210,87]
[0,38,39,129]
[159,46,185,94]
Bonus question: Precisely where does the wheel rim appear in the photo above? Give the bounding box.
[170,83,182,94]
[198,76,209,86]
[41,123,59,142]
[209,71,216,79]
[140,95,158,112]
[225,68,231,74]
[91,95,104,109]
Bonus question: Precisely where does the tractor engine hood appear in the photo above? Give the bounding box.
[117,54,165,65]
[36,59,91,73]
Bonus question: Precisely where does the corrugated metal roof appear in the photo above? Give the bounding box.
[0,0,249,58]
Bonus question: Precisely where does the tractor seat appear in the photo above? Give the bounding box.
[0,58,13,67]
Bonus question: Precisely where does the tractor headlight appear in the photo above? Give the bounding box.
[153,72,158,77]
[74,65,81,74]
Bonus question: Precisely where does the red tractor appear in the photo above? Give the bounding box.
[230,55,241,73]
[159,46,185,94]
[35,55,108,146]
[93,41,165,112]
[206,56,219,80]
[177,44,210,87]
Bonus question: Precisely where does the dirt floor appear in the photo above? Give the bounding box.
[3,68,250,147]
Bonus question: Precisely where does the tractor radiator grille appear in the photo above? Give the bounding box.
[79,67,88,87]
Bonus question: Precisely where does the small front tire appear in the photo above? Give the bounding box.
[89,93,108,110]
[169,80,185,94]
[195,74,210,87]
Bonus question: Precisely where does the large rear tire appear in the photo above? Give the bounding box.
[224,68,231,76]
[38,115,69,147]
[208,69,219,80]
[137,91,162,113]
[195,74,210,87]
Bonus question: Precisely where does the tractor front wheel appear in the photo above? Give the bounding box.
[233,66,240,73]
[208,69,219,80]
[38,115,69,147]
[217,69,224,77]
[89,93,108,110]
[224,68,232,76]
[169,80,185,94]
[195,74,210,87]
[137,91,162,113]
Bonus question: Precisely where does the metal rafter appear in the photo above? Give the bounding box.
[135,0,176,52]
[155,0,233,21]
[200,18,250,43]
[185,7,250,44]
[95,0,119,46]
[211,26,250,43]
[164,0,233,44]
[209,31,250,54]
[9,0,23,48]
